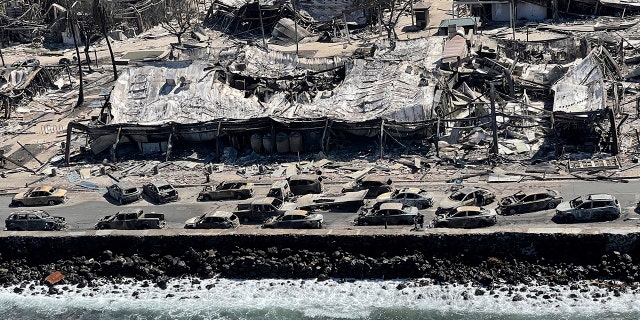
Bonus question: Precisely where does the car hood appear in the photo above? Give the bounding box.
[281,202,298,211]
[53,189,68,197]
[439,198,462,210]
[555,201,573,212]
[12,192,26,200]
[184,217,199,225]
[342,181,356,190]
[376,192,393,200]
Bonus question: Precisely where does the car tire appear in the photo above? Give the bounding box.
[242,217,249,224]
[14,202,23,207]
[236,194,243,200]
[202,195,212,201]
[564,215,575,224]
[47,200,56,206]
[546,202,557,209]
[478,221,489,228]
[436,222,448,228]
[508,208,517,215]
[118,198,123,205]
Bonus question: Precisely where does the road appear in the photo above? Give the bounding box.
[0,180,639,231]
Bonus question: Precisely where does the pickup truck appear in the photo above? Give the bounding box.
[197,181,254,201]
[94,209,167,230]
[233,197,297,223]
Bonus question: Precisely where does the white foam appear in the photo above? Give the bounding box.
[0,278,639,319]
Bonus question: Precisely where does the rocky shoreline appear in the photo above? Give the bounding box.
[1,246,639,295]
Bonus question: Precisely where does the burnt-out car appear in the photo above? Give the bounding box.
[288,175,323,195]
[431,206,497,228]
[375,187,433,209]
[5,210,67,231]
[143,179,179,204]
[267,180,293,201]
[498,189,562,215]
[11,186,67,207]
[342,176,393,199]
[197,181,254,201]
[95,209,166,230]
[554,194,621,223]
[354,203,418,226]
[184,211,240,229]
[436,186,495,214]
[106,181,142,205]
[262,210,323,229]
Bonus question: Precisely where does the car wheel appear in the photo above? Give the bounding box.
[564,215,575,224]
[236,194,243,200]
[508,208,517,215]
[202,195,212,201]
[435,222,448,228]
[118,198,123,205]
[242,217,249,224]
[546,202,557,209]
[48,200,56,206]
[14,202,23,207]
[478,220,489,228]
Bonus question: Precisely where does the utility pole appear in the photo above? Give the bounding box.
[291,0,298,58]
[69,2,84,108]
[489,82,499,155]
[0,29,4,67]
[257,0,267,51]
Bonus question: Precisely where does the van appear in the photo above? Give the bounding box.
[267,180,293,200]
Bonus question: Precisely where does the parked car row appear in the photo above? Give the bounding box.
[3,175,624,231]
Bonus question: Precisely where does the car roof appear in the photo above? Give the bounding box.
[270,180,289,188]
[34,186,55,192]
[379,203,403,210]
[587,194,615,200]
[152,179,170,185]
[283,210,309,216]
[458,187,480,194]
[289,174,319,181]
[252,197,278,205]
[115,181,136,188]
[117,209,143,214]
[10,209,47,215]
[399,187,422,194]
[362,176,392,182]
[204,211,235,218]
[456,205,481,211]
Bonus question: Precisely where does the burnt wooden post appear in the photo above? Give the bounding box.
[379,119,385,159]
[215,120,222,162]
[489,82,499,155]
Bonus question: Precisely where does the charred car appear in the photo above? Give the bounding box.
[262,210,323,229]
[184,211,240,229]
[354,203,418,226]
[432,206,497,228]
[5,210,67,231]
[288,175,323,195]
[106,181,142,204]
[197,181,254,201]
[554,194,621,223]
[267,180,293,201]
[11,186,67,207]
[95,209,166,230]
[436,186,495,214]
[498,189,562,215]
[143,179,179,204]
[375,187,433,209]
[342,175,393,199]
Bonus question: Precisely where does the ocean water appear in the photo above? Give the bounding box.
[0,278,638,319]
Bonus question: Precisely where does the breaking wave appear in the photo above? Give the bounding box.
[0,278,638,319]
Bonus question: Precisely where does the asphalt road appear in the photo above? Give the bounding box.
[1,180,640,231]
